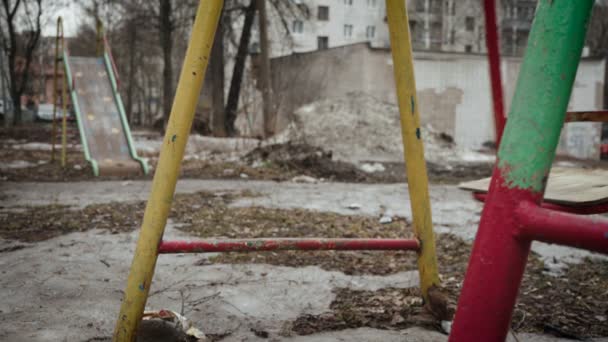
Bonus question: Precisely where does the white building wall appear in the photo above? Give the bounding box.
[265,45,605,159]
[264,0,388,56]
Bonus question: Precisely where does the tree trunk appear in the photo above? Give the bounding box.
[209,11,226,137]
[126,18,137,125]
[257,0,274,137]
[224,0,256,136]
[159,0,173,132]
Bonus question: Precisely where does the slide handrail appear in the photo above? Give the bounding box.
[103,51,149,175]
[62,48,99,176]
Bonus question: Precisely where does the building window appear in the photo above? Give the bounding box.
[367,0,377,7]
[429,0,441,13]
[409,20,417,40]
[450,29,455,44]
[366,25,376,39]
[344,24,353,37]
[465,45,472,53]
[317,36,329,50]
[344,0,353,5]
[318,6,329,20]
[465,17,475,31]
[292,20,303,34]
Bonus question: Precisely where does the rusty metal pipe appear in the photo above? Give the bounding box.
[158,238,420,254]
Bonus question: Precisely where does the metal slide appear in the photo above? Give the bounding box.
[63,53,148,176]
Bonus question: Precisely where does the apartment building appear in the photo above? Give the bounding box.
[259,0,388,56]
[266,0,536,56]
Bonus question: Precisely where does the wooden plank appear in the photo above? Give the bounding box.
[459,167,608,206]
[565,110,608,122]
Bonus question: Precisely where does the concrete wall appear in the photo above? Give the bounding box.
[266,43,605,158]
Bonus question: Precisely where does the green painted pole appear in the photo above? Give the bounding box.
[497,0,594,193]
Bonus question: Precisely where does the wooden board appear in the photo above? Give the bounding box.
[459,167,608,206]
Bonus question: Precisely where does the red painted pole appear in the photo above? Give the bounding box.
[483,0,506,147]
[158,238,420,254]
[516,201,608,255]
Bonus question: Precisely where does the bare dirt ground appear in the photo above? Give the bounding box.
[1,179,607,342]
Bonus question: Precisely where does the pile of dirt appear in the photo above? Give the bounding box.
[290,287,436,335]
[245,143,371,182]
[245,142,493,184]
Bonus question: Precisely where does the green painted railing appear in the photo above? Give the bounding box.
[103,52,149,175]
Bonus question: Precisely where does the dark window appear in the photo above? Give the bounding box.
[292,20,303,33]
[318,6,329,20]
[366,25,376,39]
[465,45,472,53]
[317,36,329,50]
[429,0,441,13]
[465,17,475,31]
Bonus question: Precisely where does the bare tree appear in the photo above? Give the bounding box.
[224,0,308,137]
[0,0,43,125]
[225,0,256,137]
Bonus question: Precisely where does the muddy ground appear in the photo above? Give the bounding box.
[1,189,607,340]
[1,125,608,341]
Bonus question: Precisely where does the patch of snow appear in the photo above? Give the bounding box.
[458,150,496,163]
[0,160,39,169]
[11,142,81,151]
[276,93,494,166]
[359,162,386,173]
[292,175,318,184]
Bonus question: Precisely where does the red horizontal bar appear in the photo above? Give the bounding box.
[565,110,608,122]
[473,192,608,215]
[516,201,608,255]
[158,238,420,254]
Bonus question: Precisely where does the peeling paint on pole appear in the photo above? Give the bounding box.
[497,0,593,193]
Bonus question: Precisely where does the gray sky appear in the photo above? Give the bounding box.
[41,3,85,37]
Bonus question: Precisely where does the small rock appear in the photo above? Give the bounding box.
[73,164,82,170]
[347,203,361,210]
[390,313,405,324]
[291,175,318,184]
[240,173,249,179]
[441,320,452,334]
[596,315,607,322]
[379,215,393,224]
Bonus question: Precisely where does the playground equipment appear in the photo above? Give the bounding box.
[51,18,148,177]
[112,0,440,340]
[451,0,608,340]
[113,0,608,341]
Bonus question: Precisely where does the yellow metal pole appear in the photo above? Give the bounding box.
[51,17,63,162]
[385,0,440,302]
[61,63,68,168]
[96,19,104,57]
[112,1,224,341]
